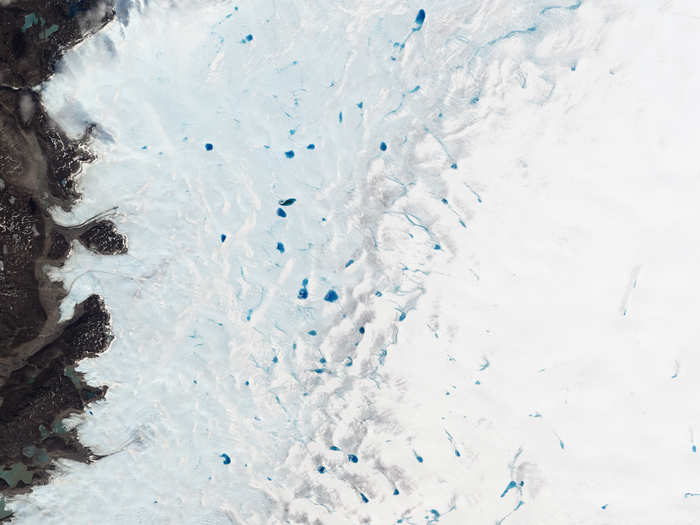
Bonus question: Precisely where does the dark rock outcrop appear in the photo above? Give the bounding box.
[0,1,122,518]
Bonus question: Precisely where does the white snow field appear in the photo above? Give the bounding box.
[8,0,700,523]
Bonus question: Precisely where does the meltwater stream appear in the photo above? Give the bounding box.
[7,0,700,523]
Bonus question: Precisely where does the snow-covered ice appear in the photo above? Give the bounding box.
[8,0,700,523]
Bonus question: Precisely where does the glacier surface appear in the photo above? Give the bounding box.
[7,0,700,523]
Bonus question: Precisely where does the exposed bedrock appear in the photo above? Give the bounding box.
[0,1,123,516]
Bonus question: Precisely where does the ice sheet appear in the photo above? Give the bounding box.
[8,0,700,523]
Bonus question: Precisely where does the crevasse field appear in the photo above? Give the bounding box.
[11,0,700,523]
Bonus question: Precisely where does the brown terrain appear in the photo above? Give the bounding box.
[0,1,125,519]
